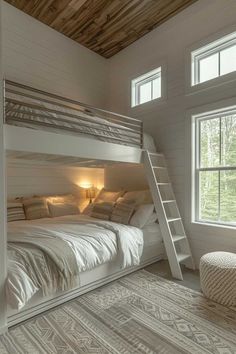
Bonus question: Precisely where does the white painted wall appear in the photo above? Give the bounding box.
[7,160,104,211]
[108,0,236,264]
[2,1,108,108]
[105,163,148,191]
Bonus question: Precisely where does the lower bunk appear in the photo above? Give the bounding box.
[6,213,164,327]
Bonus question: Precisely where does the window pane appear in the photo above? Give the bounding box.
[221,114,236,166]
[200,118,220,167]
[199,171,219,221]
[139,81,152,104]
[220,45,236,76]
[199,53,219,83]
[220,170,236,223]
[152,77,161,99]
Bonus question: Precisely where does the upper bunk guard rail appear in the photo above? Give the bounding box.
[4,80,143,148]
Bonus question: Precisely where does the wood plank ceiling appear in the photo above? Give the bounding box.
[5,0,197,58]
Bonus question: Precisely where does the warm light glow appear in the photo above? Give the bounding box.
[79,182,93,189]
[96,183,104,190]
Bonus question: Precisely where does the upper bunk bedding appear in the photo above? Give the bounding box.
[7,215,144,310]
[4,81,155,150]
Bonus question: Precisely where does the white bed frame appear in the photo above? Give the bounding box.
[0,80,162,334]
[8,243,165,327]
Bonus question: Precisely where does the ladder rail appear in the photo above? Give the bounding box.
[143,150,195,280]
[143,152,184,280]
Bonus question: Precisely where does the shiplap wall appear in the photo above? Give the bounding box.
[108,0,236,264]
[2,1,108,108]
[105,163,148,191]
[7,160,104,209]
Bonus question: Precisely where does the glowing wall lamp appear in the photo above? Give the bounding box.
[80,182,96,204]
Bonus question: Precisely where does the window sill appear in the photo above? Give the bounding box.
[191,220,236,231]
[131,96,167,113]
[185,71,236,96]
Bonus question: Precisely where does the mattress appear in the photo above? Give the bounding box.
[7,216,162,311]
[6,215,144,310]
[5,93,156,150]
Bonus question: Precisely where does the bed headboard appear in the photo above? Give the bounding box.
[7,159,104,204]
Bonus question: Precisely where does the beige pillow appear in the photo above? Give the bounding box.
[82,203,94,216]
[23,198,50,220]
[91,201,115,220]
[122,190,152,206]
[7,202,26,222]
[94,188,124,203]
[110,201,135,225]
[48,202,80,217]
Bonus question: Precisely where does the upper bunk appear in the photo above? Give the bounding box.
[3,80,156,165]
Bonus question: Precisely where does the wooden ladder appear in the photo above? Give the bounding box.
[143,150,195,280]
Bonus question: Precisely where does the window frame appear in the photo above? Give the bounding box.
[131,67,161,107]
[194,107,236,227]
[192,34,236,86]
[185,25,236,94]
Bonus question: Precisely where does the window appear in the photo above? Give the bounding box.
[192,31,236,86]
[131,67,161,107]
[194,107,236,226]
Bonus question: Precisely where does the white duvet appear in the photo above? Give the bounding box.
[7,215,143,310]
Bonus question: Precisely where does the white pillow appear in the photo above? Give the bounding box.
[48,202,80,217]
[130,204,155,228]
[146,212,158,225]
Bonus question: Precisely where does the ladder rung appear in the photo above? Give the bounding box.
[172,235,186,242]
[153,166,166,169]
[148,152,164,157]
[157,183,171,185]
[167,217,181,222]
[162,200,175,203]
[177,253,191,263]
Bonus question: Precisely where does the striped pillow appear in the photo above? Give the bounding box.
[94,188,124,203]
[23,198,50,220]
[110,202,135,225]
[91,202,114,220]
[7,202,25,222]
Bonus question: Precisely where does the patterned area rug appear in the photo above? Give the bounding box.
[1,270,236,354]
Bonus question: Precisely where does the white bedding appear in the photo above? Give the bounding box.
[7,215,143,310]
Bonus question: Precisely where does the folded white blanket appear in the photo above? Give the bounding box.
[7,215,143,309]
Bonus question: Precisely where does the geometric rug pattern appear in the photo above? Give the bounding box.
[1,270,236,353]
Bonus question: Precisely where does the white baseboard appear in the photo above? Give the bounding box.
[7,255,163,329]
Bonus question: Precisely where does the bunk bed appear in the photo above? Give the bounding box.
[3,80,164,327]
[4,80,156,164]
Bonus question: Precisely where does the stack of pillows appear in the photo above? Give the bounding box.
[7,189,158,228]
[84,188,158,228]
[7,194,80,222]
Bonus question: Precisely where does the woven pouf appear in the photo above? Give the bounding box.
[200,252,236,306]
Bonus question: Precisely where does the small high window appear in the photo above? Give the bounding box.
[194,107,236,226]
[192,31,236,86]
[131,67,161,107]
